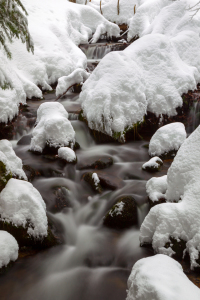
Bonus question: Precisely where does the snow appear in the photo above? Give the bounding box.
[146,175,167,203]
[140,125,200,269]
[0,0,119,123]
[0,231,18,269]
[142,156,163,170]
[92,172,100,189]
[0,178,48,238]
[0,139,27,180]
[149,123,187,157]
[58,147,76,163]
[81,0,138,26]
[109,201,124,217]
[56,68,90,97]
[126,254,200,300]
[30,102,75,153]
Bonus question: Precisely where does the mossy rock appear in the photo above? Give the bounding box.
[53,186,71,212]
[103,196,138,229]
[23,165,41,182]
[165,236,187,259]
[82,172,103,194]
[0,161,12,192]
[0,220,58,249]
[78,157,113,170]
[159,149,177,160]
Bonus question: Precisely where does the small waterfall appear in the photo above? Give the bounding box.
[79,44,113,60]
[187,101,200,134]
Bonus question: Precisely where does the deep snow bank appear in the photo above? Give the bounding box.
[0,0,119,123]
[0,231,18,268]
[141,125,200,269]
[126,254,200,300]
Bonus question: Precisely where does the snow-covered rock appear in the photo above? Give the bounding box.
[142,157,163,171]
[146,175,167,203]
[56,68,90,97]
[126,254,200,300]
[58,147,77,163]
[0,0,120,123]
[92,173,100,190]
[149,123,187,157]
[30,102,75,153]
[0,178,48,238]
[140,125,200,269]
[0,139,27,180]
[0,231,19,268]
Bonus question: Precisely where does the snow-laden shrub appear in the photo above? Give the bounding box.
[30,102,75,153]
[126,254,200,300]
[140,125,200,269]
[149,123,186,157]
[0,178,48,238]
[0,231,18,268]
[0,139,27,180]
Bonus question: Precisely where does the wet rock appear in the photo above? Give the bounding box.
[78,157,113,170]
[82,172,103,194]
[53,186,71,212]
[103,196,138,229]
[165,236,187,259]
[0,221,58,249]
[98,173,120,190]
[17,134,32,145]
[149,197,166,209]
[23,165,41,182]
[0,122,15,140]
[0,161,12,192]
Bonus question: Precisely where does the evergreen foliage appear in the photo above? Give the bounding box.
[0,0,34,59]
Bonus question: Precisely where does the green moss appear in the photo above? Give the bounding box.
[0,161,12,192]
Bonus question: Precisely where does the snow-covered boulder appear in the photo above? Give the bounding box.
[82,172,103,193]
[149,123,186,157]
[0,231,18,269]
[126,254,200,300]
[146,175,167,207]
[0,0,120,123]
[0,178,48,238]
[80,32,198,140]
[30,102,75,153]
[58,147,77,163]
[142,157,163,172]
[0,139,27,181]
[140,125,200,269]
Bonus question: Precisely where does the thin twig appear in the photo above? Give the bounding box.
[55,84,78,101]
[117,0,120,15]
[100,0,103,14]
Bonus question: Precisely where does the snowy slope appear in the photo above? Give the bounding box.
[0,0,119,123]
[141,125,200,269]
[126,254,200,300]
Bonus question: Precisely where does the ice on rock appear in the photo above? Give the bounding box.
[0,231,19,268]
[126,254,200,300]
[0,0,120,123]
[141,125,200,269]
[149,122,187,157]
[0,140,27,180]
[0,178,48,238]
[146,175,167,203]
[30,102,75,153]
[58,147,76,163]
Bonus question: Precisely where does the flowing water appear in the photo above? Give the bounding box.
[0,42,172,300]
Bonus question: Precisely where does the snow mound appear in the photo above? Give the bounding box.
[80,32,197,139]
[0,0,119,123]
[149,123,187,157]
[92,173,100,190]
[146,175,167,203]
[0,231,19,268]
[142,157,163,170]
[126,254,200,300]
[56,68,90,97]
[58,147,76,163]
[0,179,48,238]
[140,125,200,269]
[81,0,138,26]
[30,102,75,153]
[0,140,27,180]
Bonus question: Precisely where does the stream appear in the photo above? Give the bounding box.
[0,41,198,299]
